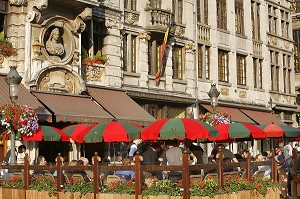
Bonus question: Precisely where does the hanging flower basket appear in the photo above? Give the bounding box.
[198,111,231,126]
[0,101,39,139]
[0,31,18,58]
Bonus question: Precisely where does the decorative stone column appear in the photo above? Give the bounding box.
[104,19,123,87]
[185,43,196,98]
[138,32,150,88]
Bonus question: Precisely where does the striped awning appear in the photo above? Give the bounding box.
[240,109,285,125]
[32,91,114,123]
[0,75,51,122]
[86,86,156,126]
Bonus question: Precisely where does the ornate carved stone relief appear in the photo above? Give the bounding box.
[185,43,196,53]
[81,65,104,82]
[38,68,81,94]
[105,19,123,30]
[10,0,27,6]
[124,11,139,25]
[138,32,151,43]
[220,87,229,96]
[238,90,247,98]
[72,8,92,33]
[27,0,48,23]
[42,22,75,64]
[171,24,185,37]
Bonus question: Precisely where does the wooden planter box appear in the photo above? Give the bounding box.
[140,196,182,199]
[59,192,94,199]
[1,188,25,199]
[26,190,57,199]
[97,193,135,199]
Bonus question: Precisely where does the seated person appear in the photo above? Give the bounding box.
[32,156,50,175]
[115,158,135,180]
[72,160,90,182]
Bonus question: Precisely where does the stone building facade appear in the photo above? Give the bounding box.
[0,0,297,161]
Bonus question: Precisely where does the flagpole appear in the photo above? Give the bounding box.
[155,27,170,85]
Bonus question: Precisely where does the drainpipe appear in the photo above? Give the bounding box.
[192,0,199,119]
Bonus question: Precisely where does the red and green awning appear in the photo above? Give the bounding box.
[258,123,300,137]
[22,125,70,141]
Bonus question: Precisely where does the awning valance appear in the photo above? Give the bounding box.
[201,104,255,124]
[0,75,51,122]
[86,86,156,126]
[239,109,285,125]
[32,91,114,123]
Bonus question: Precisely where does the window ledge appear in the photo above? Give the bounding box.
[254,88,265,92]
[173,78,187,84]
[237,85,249,90]
[217,29,230,34]
[148,75,165,81]
[123,71,141,78]
[218,81,232,87]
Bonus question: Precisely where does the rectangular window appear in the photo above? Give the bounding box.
[270,50,279,91]
[218,50,229,82]
[281,10,289,38]
[235,0,244,35]
[151,0,161,8]
[81,20,105,58]
[236,54,246,85]
[123,34,137,73]
[253,58,262,89]
[197,0,208,24]
[174,0,183,24]
[148,40,163,76]
[283,54,291,93]
[198,45,210,79]
[294,29,300,73]
[217,0,227,30]
[173,46,184,79]
[268,5,277,34]
[124,0,136,11]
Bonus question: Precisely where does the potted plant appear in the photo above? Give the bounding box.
[81,47,107,66]
[99,179,135,199]
[26,177,57,199]
[0,31,18,58]
[1,176,25,199]
[60,179,94,199]
[0,101,39,139]
[93,50,107,65]
[141,179,183,199]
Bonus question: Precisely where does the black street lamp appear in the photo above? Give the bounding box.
[207,83,220,113]
[5,66,22,165]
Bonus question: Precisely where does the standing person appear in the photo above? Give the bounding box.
[277,143,293,198]
[142,142,163,179]
[3,144,26,165]
[166,140,183,181]
[128,138,143,159]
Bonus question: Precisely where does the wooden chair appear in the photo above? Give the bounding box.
[72,174,84,182]
[64,173,71,183]
[44,173,55,181]
[106,175,121,188]
[253,170,265,178]
[203,173,218,180]
[190,174,203,184]
[33,174,44,181]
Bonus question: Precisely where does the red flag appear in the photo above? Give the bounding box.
[155,27,170,84]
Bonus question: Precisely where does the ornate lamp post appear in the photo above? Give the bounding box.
[5,66,22,165]
[207,83,220,113]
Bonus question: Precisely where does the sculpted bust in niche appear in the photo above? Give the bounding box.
[45,28,65,61]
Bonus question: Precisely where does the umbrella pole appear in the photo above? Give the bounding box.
[83,143,86,158]
[113,142,116,164]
